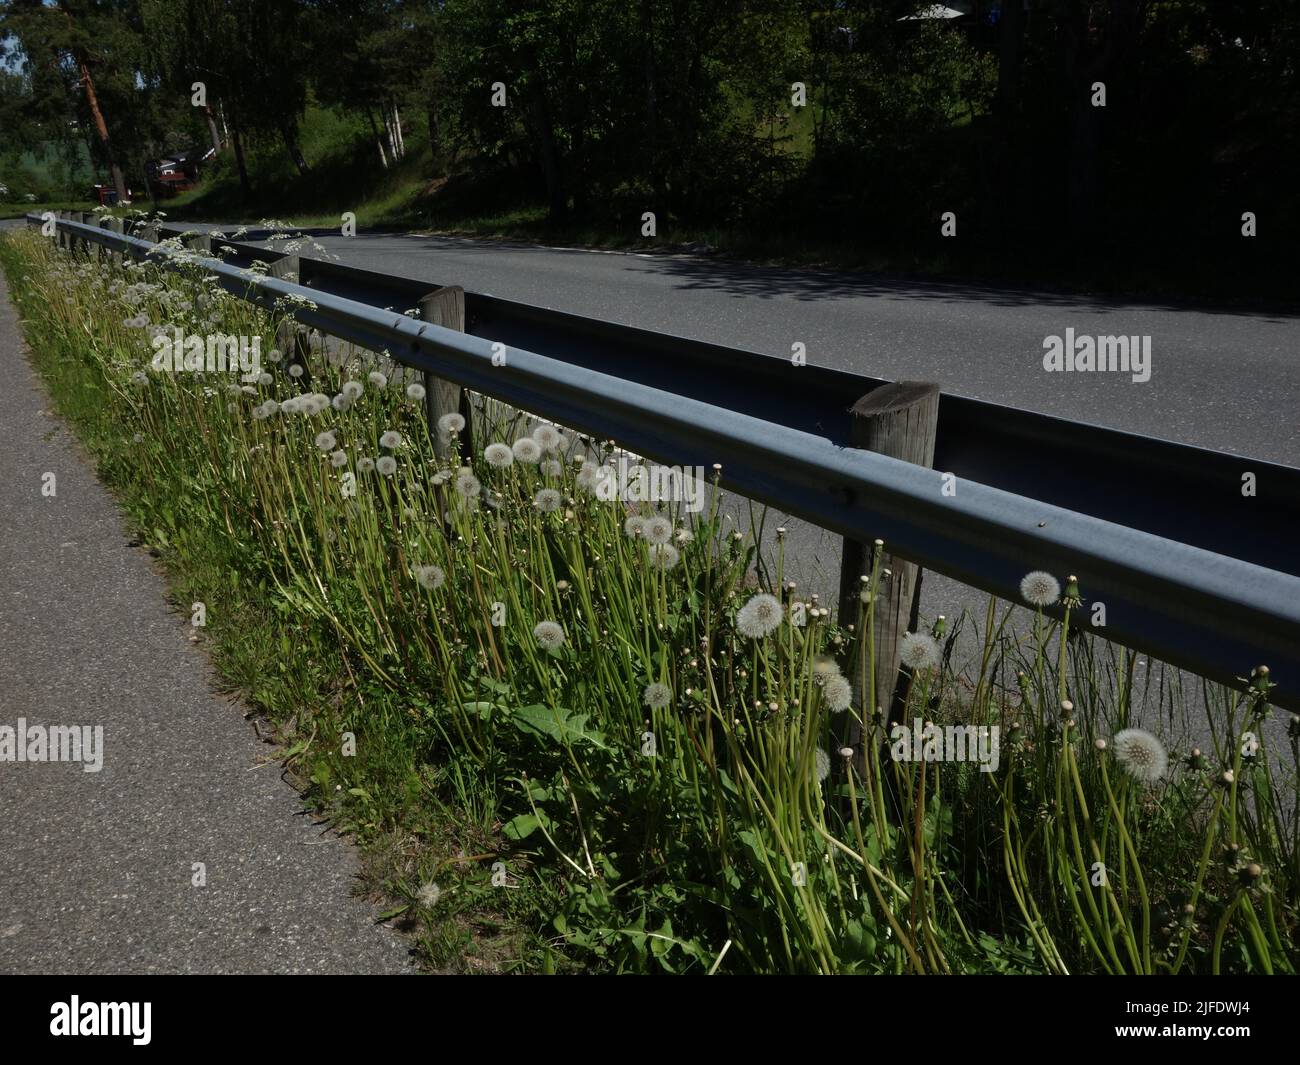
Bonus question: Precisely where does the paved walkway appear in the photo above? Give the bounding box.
[0,265,413,974]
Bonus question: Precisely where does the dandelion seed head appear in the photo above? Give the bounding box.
[288,363,304,378]
[1111,728,1168,785]
[130,371,149,387]
[484,442,514,469]
[648,543,680,570]
[534,488,562,513]
[533,620,565,650]
[414,565,445,591]
[736,593,783,639]
[644,516,673,545]
[532,424,563,453]
[812,655,842,681]
[329,449,348,468]
[512,437,542,464]
[342,380,364,400]
[642,682,671,710]
[437,412,465,435]
[822,673,853,712]
[417,882,441,908]
[541,459,563,477]
[357,457,376,474]
[368,371,387,389]
[406,382,426,402]
[455,473,481,497]
[314,430,338,452]
[1020,570,1061,608]
[379,430,402,450]
[331,393,352,412]
[899,632,941,672]
[814,748,831,783]
[624,515,646,539]
[376,456,397,476]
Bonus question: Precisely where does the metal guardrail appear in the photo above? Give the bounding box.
[27,212,1300,710]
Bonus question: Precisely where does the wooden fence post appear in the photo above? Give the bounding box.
[417,285,471,461]
[103,216,124,267]
[837,381,940,735]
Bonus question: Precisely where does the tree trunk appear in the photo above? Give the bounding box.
[282,122,310,175]
[203,105,222,154]
[77,53,127,202]
[528,84,565,221]
[426,104,439,161]
[367,108,389,168]
[231,122,252,197]
[392,102,405,158]
[641,0,659,200]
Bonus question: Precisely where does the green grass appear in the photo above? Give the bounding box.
[4,228,1297,974]
[0,200,98,221]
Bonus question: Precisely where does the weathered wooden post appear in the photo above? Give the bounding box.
[836,381,941,731]
[268,254,310,383]
[417,285,471,460]
[103,216,124,267]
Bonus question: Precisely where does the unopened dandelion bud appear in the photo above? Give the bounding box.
[1094,738,1107,751]
[1220,769,1235,786]
[1060,700,1074,717]
[1245,862,1263,880]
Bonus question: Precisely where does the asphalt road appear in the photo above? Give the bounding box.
[264,230,1300,463]
[0,264,413,974]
